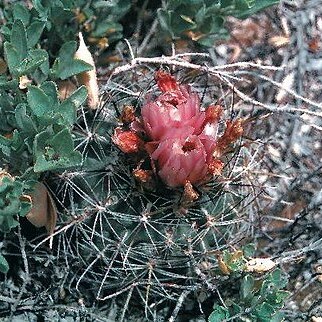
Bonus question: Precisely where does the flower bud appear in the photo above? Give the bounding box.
[112,128,143,153]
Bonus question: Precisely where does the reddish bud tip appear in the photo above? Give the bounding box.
[205,105,223,124]
[155,70,180,92]
[182,181,199,203]
[112,128,143,153]
[133,169,153,184]
[208,159,224,175]
[120,105,136,124]
[223,119,244,144]
[214,119,244,157]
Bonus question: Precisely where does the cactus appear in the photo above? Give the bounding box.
[45,68,257,319]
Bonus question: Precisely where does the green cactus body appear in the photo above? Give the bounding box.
[48,70,252,320]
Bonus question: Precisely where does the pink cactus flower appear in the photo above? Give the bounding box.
[139,71,232,187]
[151,135,215,187]
[113,70,243,190]
[142,86,206,141]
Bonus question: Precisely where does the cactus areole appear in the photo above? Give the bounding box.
[112,70,243,193]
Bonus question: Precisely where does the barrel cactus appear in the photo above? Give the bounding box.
[44,68,256,320]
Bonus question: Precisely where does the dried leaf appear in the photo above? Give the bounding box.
[101,54,122,64]
[26,182,57,243]
[308,37,320,53]
[120,105,136,124]
[132,169,153,184]
[57,80,77,101]
[229,18,271,46]
[0,170,13,181]
[208,159,224,175]
[230,45,242,63]
[182,181,199,203]
[132,168,155,190]
[97,37,109,50]
[276,72,294,103]
[74,32,99,109]
[245,258,276,273]
[269,35,290,48]
[184,30,204,41]
[311,317,322,322]
[226,17,272,61]
[218,255,231,275]
[74,8,86,24]
[0,57,8,74]
[19,75,32,89]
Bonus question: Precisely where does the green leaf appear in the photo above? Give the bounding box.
[0,253,9,274]
[222,250,232,263]
[33,127,82,172]
[65,85,88,108]
[260,280,273,297]
[91,19,123,39]
[233,0,279,18]
[270,311,285,322]
[4,42,20,75]
[0,77,19,90]
[32,0,49,19]
[157,9,175,38]
[0,136,11,157]
[203,15,225,33]
[264,288,289,308]
[231,302,242,315]
[15,49,48,76]
[32,53,50,83]
[59,86,87,125]
[208,305,230,322]
[0,214,19,232]
[0,25,11,40]
[40,81,59,106]
[0,176,31,232]
[254,302,276,321]
[20,198,32,217]
[235,0,250,11]
[27,85,53,117]
[243,244,256,258]
[58,101,76,126]
[269,269,288,288]
[52,41,93,80]
[241,274,254,299]
[50,127,74,151]
[13,3,31,26]
[275,290,289,304]
[0,131,23,160]
[15,104,37,134]
[157,0,278,47]
[220,0,234,8]
[11,20,28,62]
[195,5,206,24]
[27,20,46,48]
